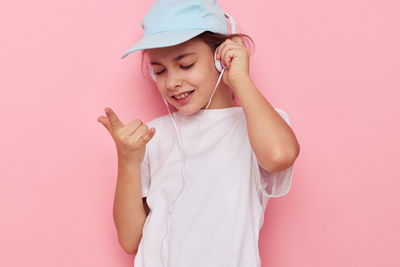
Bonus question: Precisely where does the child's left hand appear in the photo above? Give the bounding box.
[215,36,250,90]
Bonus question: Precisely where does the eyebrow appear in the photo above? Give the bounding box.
[150,52,197,66]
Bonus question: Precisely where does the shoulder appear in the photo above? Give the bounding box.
[142,113,174,145]
[144,113,171,128]
[140,114,171,150]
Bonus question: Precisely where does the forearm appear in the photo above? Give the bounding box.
[232,75,300,172]
[113,159,147,254]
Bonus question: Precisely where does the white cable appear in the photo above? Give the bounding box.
[160,66,227,267]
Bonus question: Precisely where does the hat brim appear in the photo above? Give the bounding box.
[121,29,207,59]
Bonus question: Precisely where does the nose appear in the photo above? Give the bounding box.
[165,70,183,91]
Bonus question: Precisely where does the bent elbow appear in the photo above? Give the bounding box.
[269,151,298,172]
[118,235,140,255]
[121,242,138,255]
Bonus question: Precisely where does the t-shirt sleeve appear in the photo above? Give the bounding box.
[140,146,151,198]
[258,108,295,198]
[139,119,157,198]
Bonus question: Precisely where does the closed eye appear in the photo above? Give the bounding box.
[181,63,194,69]
[155,63,195,75]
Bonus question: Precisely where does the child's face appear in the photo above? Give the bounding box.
[145,38,233,115]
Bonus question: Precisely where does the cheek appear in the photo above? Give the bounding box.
[190,66,218,90]
[155,85,167,97]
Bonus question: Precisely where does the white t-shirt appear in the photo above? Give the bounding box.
[135,106,295,267]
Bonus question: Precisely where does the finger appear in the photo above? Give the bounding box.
[217,43,229,66]
[220,45,239,68]
[131,123,150,143]
[138,127,156,145]
[97,115,113,134]
[124,119,144,136]
[227,48,239,68]
[216,41,228,60]
[217,38,242,59]
[105,107,124,130]
[231,36,244,46]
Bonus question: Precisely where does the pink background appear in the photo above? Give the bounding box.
[1,0,399,266]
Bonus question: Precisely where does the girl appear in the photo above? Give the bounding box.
[97,0,300,266]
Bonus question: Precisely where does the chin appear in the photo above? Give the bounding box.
[177,107,198,116]
[165,93,205,116]
[174,103,202,116]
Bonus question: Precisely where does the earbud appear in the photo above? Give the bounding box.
[214,49,224,73]
[150,65,156,82]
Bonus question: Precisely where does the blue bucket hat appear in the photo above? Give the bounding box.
[121,0,237,59]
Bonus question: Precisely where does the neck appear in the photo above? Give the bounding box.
[201,83,239,110]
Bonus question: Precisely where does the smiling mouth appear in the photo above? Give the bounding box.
[172,90,195,99]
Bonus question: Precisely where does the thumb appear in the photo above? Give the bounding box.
[139,127,156,145]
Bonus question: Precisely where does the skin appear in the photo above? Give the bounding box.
[96,35,300,254]
[144,38,240,116]
[215,36,300,171]
[98,36,300,175]
[144,36,300,172]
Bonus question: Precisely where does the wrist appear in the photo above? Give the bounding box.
[230,74,254,94]
[118,156,141,170]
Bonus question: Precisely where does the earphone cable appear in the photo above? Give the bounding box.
[159,67,226,267]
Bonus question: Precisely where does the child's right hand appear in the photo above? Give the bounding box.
[97,107,156,165]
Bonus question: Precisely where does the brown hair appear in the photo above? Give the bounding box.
[140,31,255,102]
